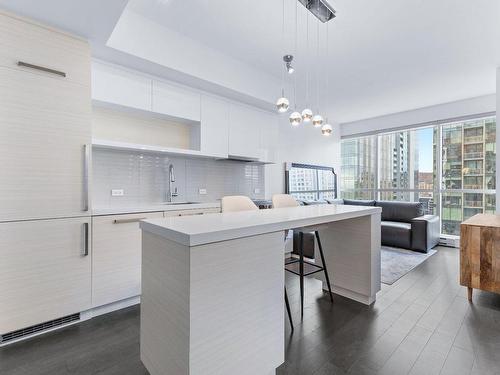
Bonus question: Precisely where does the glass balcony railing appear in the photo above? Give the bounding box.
[464,135,484,143]
[463,169,483,175]
[464,200,483,207]
[463,152,484,159]
[463,184,483,189]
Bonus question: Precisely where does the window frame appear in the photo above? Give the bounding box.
[285,162,338,201]
[340,113,496,237]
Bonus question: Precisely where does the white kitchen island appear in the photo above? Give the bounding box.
[139,204,381,375]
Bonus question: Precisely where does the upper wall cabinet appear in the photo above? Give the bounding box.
[0,11,90,86]
[152,81,200,121]
[92,61,152,111]
[228,102,262,159]
[200,95,229,158]
[259,111,279,163]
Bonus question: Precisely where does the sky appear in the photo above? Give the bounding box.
[417,127,434,173]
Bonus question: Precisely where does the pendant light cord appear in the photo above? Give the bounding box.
[305,11,309,108]
[281,0,285,97]
[294,0,298,109]
[326,20,329,122]
[316,18,320,114]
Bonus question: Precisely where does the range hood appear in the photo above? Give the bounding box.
[226,154,260,162]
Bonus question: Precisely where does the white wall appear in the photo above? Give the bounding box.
[107,8,280,107]
[265,118,341,199]
[341,94,496,137]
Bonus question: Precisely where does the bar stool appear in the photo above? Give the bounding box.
[221,195,294,331]
[272,194,334,319]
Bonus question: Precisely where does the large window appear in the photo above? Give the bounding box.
[340,115,496,236]
[286,163,337,201]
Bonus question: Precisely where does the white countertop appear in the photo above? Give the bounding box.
[92,202,221,216]
[140,204,382,246]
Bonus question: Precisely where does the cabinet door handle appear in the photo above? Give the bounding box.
[113,218,147,224]
[82,222,89,256]
[82,144,90,212]
[179,212,204,216]
[17,61,66,77]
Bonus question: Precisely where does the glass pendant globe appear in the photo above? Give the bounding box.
[276,97,289,113]
[301,108,313,122]
[321,123,333,136]
[289,111,302,127]
[312,114,323,128]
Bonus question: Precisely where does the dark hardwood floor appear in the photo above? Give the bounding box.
[1,246,500,375]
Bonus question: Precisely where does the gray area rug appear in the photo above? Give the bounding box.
[381,246,437,285]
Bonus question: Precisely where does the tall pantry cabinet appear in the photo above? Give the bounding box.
[0,11,92,337]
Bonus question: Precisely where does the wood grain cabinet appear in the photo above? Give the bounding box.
[0,11,91,86]
[0,67,92,222]
[91,212,163,308]
[0,11,92,222]
[460,214,500,301]
[0,217,92,335]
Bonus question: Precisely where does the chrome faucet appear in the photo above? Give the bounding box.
[166,163,178,202]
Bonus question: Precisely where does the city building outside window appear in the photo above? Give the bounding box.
[340,115,496,236]
[286,163,337,201]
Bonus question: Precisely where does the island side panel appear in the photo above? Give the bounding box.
[141,231,190,375]
[316,213,381,305]
[189,231,285,375]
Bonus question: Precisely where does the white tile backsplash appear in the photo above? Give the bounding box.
[92,149,265,208]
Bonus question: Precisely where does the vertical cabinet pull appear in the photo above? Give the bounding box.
[82,144,89,211]
[82,222,89,256]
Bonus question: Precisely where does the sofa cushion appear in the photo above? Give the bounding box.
[343,199,376,206]
[376,201,424,222]
[381,221,412,249]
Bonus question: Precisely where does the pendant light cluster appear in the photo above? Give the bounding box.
[275,0,334,137]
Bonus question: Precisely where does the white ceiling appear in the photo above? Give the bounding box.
[126,0,500,122]
[1,0,498,123]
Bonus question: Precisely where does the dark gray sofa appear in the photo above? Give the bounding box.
[342,199,440,253]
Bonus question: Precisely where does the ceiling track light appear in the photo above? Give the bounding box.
[298,0,336,23]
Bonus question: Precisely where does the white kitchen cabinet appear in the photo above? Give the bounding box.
[228,102,263,160]
[92,61,152,111]
[259,110,279,163]
[0,217,92,335]
[0,11,91,86]
[200,94,229,157]
[91,212,164,308]
[152,80,200,121]
[0,66,92,222]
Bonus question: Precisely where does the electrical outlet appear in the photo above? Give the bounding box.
[111,189,124,196]
[254,188,260,194]
[198,188,207,195]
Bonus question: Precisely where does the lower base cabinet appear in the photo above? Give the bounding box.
[92,208,220,308]
[0,217,92,335]
[91,212,164,308]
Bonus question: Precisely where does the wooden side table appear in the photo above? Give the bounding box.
[460,214,500,301]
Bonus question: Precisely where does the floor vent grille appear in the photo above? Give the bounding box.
[0,313,80,344]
